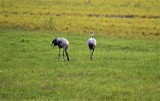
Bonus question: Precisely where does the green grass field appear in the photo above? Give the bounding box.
[0,28,160,100]
[0,0,160,100]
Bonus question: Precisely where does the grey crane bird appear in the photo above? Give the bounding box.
[51,37,70,61]
[87,32,97,60]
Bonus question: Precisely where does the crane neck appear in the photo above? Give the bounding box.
[91,33,94,38]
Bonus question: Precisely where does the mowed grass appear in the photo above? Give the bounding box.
[0,27,160,100]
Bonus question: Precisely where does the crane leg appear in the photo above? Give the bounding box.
[58,49,60,61]
[63,49,65,61]
[65,47,70,61]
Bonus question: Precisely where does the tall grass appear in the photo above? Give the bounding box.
[0,0,160,37]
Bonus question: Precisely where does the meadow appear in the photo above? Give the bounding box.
[0,27,159,100]
[0,0,160,37]
[0,0,160,100]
